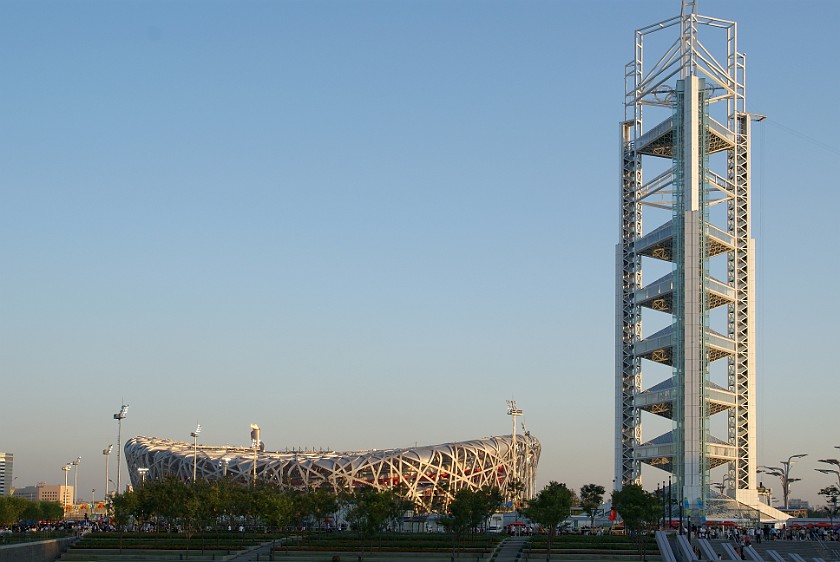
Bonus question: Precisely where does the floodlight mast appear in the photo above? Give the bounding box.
[61,464,72,511]
[191,424,202,482]
[102,445,113,500]
[250,424,260,485]
[506,400,523,486]
[114,404,129,494]
[71,457,81,505]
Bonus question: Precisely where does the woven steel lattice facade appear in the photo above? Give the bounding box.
[124,434,540,511]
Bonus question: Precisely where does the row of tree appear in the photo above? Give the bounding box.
[110,476,434,535]
[0,496,64,526]
[110,476,614,536]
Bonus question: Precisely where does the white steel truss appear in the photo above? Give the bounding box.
[615,1,764,519]
[124,434,540,512]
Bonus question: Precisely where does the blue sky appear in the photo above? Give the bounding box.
[1,0,838,507]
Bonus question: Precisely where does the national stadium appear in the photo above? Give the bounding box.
[124,432,541,511]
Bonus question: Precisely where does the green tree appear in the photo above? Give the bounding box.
[520,481,575,561]
[345,487,397,561]
[0,496,28,526]
[579,483,606,531]
[39,501,64,522]
[611,484,660,561]
[308,487,339,530]
[111,489,139,528]
[384,486,414,533]
[260,487,295,531]
[21,501,43,522]
[819,485,840,524]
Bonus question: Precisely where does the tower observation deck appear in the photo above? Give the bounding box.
[615,1,786,522]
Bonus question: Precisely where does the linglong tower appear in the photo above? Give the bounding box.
[615,1,783,521]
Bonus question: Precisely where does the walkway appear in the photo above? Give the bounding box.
[494,537,529,562]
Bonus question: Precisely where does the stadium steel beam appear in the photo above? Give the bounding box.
[615,1,776,522]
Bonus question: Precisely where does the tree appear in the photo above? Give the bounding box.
[39,501,64,522]
[520,481,575,561]
[819,485,840,524]
[0,496,28,526]
[257,484,295,531]
[308,487,339,530]
[110,489,139,528]
[611,484,661,561]
[579,484,606,532]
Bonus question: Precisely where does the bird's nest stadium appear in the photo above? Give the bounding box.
[124,434,541,511]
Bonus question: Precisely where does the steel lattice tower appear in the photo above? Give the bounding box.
[614,1,776,520]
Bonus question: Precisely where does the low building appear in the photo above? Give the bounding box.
[13,482,73,506]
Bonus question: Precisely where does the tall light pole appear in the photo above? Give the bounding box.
[759,453,807,510]
[103,445,113,498]
[250,424,260,486]
[505,400,523,508]
[113,404,129,494]
[191,424,201,482]
[71,457,81,505]
[61,464,71,511]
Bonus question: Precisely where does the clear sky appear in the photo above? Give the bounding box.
[1,0,838,508]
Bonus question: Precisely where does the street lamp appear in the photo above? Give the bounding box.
[190,424,201,482]
[71,456,81,505]
[113,404,129,494]
[61,464,71,511]
[221,457,231,477]
[102,445,113,498]
[815,458,840,490]
[758,453,807,510]
[137,467,149,487]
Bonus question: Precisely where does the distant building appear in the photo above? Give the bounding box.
[787,498,810,511]
[0,452,11,496]
[13,482,72,505]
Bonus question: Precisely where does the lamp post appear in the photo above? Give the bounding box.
[191,424,201,482]
[221,457,231,477]
[815,458,840,498]
[71,457,81,505]
[816,456,840,525]
[137,467,149,487]
[758,453,807,510]
[61,464,71,511]
[113,404,129,494]
[102,445,113,498]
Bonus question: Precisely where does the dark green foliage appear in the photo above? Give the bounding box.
[610,484,661,561]
[111,476,336,533]
[439,486,504,537]
[520,481,576,560]
[819,485,840,522]
[0,497,63,525]
[579,483,606,529]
